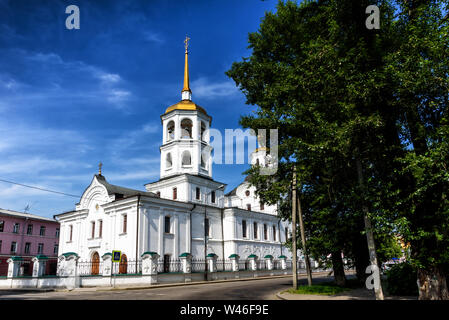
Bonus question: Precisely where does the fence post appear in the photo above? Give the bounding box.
[279,255,287,275]
[248,254,258,277]
[58,252,80,289]
[141,251,159,284]
[32,255,48,278]
[6,256,22,278]
[206,253,217,281]
[264,255,274,274]
[229,254,240,279]
[179,252,192,283]
[101,253,112,277]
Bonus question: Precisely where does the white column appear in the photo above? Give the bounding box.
[174,214,179,257]
[186,213,191,253]
[158,210,164,255]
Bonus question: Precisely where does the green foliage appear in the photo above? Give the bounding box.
[385,262,419,296]
[226,0,449,297]
[286,283,350,296]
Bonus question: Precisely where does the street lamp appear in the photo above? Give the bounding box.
[204,184,225,280]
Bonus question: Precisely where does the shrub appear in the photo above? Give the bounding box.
[385,262,418,296]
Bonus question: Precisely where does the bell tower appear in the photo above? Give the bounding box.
[159,36,213,179]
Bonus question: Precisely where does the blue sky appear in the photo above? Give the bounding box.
[0,0,280,218]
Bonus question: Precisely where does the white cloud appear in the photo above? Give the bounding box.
[143,31,164,44]
[192,77,238,99]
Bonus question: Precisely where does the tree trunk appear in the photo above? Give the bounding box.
[355,156,384,300]
[417,267,449,300]
[331,250,346,287]
[291,166,298,290]
[297,192,312,286]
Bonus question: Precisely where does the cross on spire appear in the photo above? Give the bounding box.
[99,162,103,175]
[184,35,190,53]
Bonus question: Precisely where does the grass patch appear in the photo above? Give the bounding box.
[286,281,354,296]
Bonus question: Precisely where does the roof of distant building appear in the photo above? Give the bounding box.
[0,208,58,223]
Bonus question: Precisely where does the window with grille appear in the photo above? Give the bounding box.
[0,221,3,232]
[27,224,33,235]
[13,223,19,234]
[55,228,59,238]
[10,241,16,253]
[40,226,46,236]
[196,187,200,200]
[242,220,247,238]
[123,215,127,234]
[24,242,31,254]
[99,220,103,238]
[205,218,210,237]
[54,244,59,255]
[91,221,95,239]
[164,216,171,233]
[211,191,216,203]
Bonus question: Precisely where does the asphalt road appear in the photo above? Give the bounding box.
[0,274,331,300]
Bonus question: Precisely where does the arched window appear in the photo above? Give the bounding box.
[119,254,128,274]
[167,121,175,141]
[201,122,206,141]
[91,252,100,275]
[180,119,193,139]
[182,151,191,166]
[166,153,173,168]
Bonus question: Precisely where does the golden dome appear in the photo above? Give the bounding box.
[254,147,269,153]
[164,100,208,116]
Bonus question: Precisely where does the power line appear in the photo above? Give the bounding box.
[0,178,81,199]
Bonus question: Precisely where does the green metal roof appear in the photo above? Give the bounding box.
[179,252,191,257]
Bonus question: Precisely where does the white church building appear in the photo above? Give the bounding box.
[54,40,292,271]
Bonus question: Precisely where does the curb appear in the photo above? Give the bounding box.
[58,271,332,293]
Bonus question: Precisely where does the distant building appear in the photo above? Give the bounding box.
[0,208,60,276]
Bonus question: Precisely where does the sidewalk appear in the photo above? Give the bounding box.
[276,288,417,300]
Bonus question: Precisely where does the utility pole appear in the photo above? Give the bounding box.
[297,193,312,286]
[356,156,384,300]
[291,166,298,290]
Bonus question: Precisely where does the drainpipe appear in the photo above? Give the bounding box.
[221,208,225,270]
[189,204,196,254]
[136,195,140,268]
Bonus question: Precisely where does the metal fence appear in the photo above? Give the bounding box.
[77,260,104,276]
[256,260,266,270]
[77,259,142,276]
[43,258,58,276]
[18,260,33,277]
[157,258,182,273]
[0,258,8,276]
[238,260,250,271]
[273,260,283,270]
[216,259,233,272]
[191,258,206,273]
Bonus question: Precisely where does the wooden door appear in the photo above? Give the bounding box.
[91,252,100,275]
[119,254,127,274]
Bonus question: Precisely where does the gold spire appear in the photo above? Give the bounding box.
[98,162,103,175]
[182,35,191,94]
